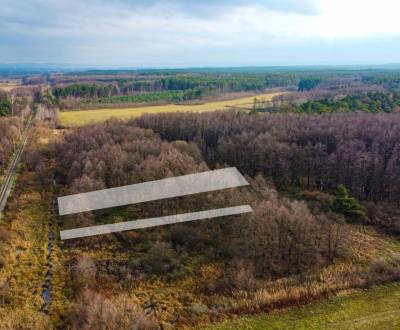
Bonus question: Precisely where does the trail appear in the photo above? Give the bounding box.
[42,187,56,312]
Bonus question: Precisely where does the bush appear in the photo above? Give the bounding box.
[65,289,158,330]
[0,280,10,305]
[364,202,400,235]
[0,227,11,243]
[72,255,97,292]
[139,241,180,276]
[169,225,206,249]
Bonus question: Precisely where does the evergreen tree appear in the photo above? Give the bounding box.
[333,184,367,221]
[0,94,11,116]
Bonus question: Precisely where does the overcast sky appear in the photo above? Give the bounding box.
[1,0,400,67]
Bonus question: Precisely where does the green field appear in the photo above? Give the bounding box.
[204,283,400,330]
[60,92,282,126]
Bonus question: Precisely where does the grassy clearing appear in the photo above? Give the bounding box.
[204,283,400,330]
[60,92,282,126]
[0,82,20,92]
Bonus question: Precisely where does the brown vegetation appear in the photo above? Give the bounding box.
[26,115,395,328]
[3,106,399,328]
[0,116,22,173]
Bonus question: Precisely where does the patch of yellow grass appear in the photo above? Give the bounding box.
[0,184,53,328]
[0,82,20,92]
[60,92,283,126]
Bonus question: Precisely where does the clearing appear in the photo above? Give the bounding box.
[204,283,400,330]
[0,81,20,92]
[60,92,282,126]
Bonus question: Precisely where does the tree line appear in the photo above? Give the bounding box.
[292,91,400,114]
[51,73,328,103]
[85,89,204,105]
[362,73,400,90]
[0,117,22,171]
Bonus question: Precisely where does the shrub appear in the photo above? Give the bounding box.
[72,255,97,292]
[139,241,179,276]
[0,227,11,243]
[169,224,206,249]
[0,280,10,305]
[65,289,158,330]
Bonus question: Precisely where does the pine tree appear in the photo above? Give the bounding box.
[333,184,367,222]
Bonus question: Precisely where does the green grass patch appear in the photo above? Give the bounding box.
[204,283,400,330]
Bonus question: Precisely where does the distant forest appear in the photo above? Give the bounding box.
[46,69,400,112]
[51,74,298,104]
[291,91,400,114]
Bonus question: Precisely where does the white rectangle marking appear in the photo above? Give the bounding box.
[58,167,248,215]
[60,205,252,240]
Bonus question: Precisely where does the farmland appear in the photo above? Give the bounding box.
[205,283,400,330]
[60,92,281,126]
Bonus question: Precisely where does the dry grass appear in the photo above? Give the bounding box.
[60,92,283,126]
[0,174,53,328]
[204,282,400,330]
[0,82,20,92]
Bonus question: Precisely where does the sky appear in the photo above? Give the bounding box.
[1,0,400,68]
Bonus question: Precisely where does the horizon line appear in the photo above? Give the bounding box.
[2,62,400,71]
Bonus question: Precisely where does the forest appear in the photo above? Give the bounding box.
[362,73,400,90]
[49,70,358,108]
[135,112,400,230]
[292,91,400,114]
[46,68,400,115]
[10,109,396,328]
[51,74,288,108]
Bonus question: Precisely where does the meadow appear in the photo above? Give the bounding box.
[0,82,20,92]
[204,283,400,330]
[60,92,281,126]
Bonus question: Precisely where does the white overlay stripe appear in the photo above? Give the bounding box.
[60,205,252,240]
[58,167,249,215]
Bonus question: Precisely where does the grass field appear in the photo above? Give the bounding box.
[0,177,52,328]
[60,92,282,126]
[204,283,400,330]
[0,82,20,92]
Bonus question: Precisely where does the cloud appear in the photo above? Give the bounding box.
[0,0,400,66]
[128,0,321,16]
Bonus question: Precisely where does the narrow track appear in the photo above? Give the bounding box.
[42,195,56,312]
[0,115,33,214]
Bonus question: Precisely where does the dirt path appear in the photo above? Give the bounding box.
[42,195,56,311]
